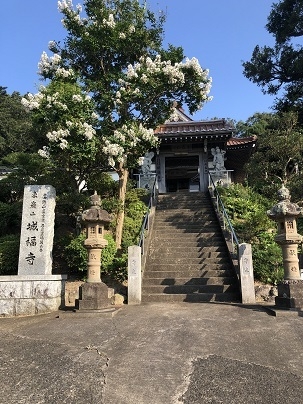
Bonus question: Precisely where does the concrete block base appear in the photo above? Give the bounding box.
[275,280,303,309]
[75,282,111,310]
[0,275,67,317]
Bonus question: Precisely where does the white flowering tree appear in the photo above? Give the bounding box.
[24,0,212,248]
[22,78,99,193]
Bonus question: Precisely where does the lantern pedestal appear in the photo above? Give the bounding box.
[274,280,303,310]
[76,282,111,310]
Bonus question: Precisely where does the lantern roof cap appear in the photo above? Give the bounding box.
[81,192,112,223]
[267,185,303,219]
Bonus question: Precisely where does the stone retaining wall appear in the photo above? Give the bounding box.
[0,275,67,317]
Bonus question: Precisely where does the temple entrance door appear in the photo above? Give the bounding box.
[164,155,200,192]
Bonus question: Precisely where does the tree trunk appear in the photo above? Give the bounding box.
[115,165,129,249]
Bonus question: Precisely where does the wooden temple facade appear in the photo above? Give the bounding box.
[138,108,257,193]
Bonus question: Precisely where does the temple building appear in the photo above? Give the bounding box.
[137,108,257,193]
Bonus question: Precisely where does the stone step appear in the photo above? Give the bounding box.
[147,256,231,265]
[154,226,220,232]
[144,269,234,278]
[142,192,239,303]
[152,230,224,238]
[154,217,216,222]
[153,221,219,228]
[148,248,227,258]
[151,238,224,246]
[141,292,240,303]
[156,207,214,212]
[142,284,238,294]
[142,277,237,286]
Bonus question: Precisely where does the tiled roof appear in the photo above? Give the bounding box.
[227,136,257,149]
[155,120,235,143]
[155,119,235,136]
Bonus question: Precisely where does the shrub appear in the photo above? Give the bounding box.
[63,232,119,278]
[63,233,88,274]
[251,231,284,284]
[0,234,20,275]
[0,202,22,236]
[218,183,284,284]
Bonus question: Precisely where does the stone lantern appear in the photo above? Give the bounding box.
[76,192,112,310]
[82,192,111,283]
[267,185,303,311]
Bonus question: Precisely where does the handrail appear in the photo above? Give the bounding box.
[208,173,239,254]
[138,176,157,255]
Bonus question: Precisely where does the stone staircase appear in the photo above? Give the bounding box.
[142,192,240,303]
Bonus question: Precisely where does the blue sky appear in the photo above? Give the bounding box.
[0,0,276,122]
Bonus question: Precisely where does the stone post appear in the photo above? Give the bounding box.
[128,246,142,305]
[267,185,303,310]
[75,192,112,310]
[238,243,256,304]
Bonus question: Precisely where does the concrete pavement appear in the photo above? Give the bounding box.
[1,302,303,403]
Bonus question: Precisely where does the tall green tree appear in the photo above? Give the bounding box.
[242,0,303,121]
[242,112,303,200]
[22,0,212,248]
[0,87,37,160]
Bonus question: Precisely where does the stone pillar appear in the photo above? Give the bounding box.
[128,246,142,305]
[238,243,255,304]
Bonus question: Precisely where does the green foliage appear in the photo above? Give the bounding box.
[0,202,22,236]
[242,0,303,121]
[219,184,273,240]
[62,232,122,278]
[121,188,149,249]
[219,183,284,284]
[101,234,117,273]
[59,188,148,280]
[0,87,38,160]
[0,234,20,275]
[251,232,284,284]
[63,233,88,274]
[0,152,51,203]
[239,112,303,201]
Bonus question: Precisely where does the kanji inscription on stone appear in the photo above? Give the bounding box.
[18,185,56,276]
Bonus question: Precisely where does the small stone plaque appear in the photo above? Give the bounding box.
[18,185,56,276]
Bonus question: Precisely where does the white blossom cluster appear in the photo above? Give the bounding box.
[103,140,126,167]
[38,146,50,159]
[47,128,70,144]
[114,54,212,108]
[103,14,116,28]
[38,51,74,79]
[46,119,95,149]
[58,0,73,12]
[103,123,157,168]
[21,92,44,111]
[58,1,86,29]
[47,93,69,110]
[22,84,97,156]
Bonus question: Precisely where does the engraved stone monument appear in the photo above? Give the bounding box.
[0,185,66,317]
[18,185,56,275]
